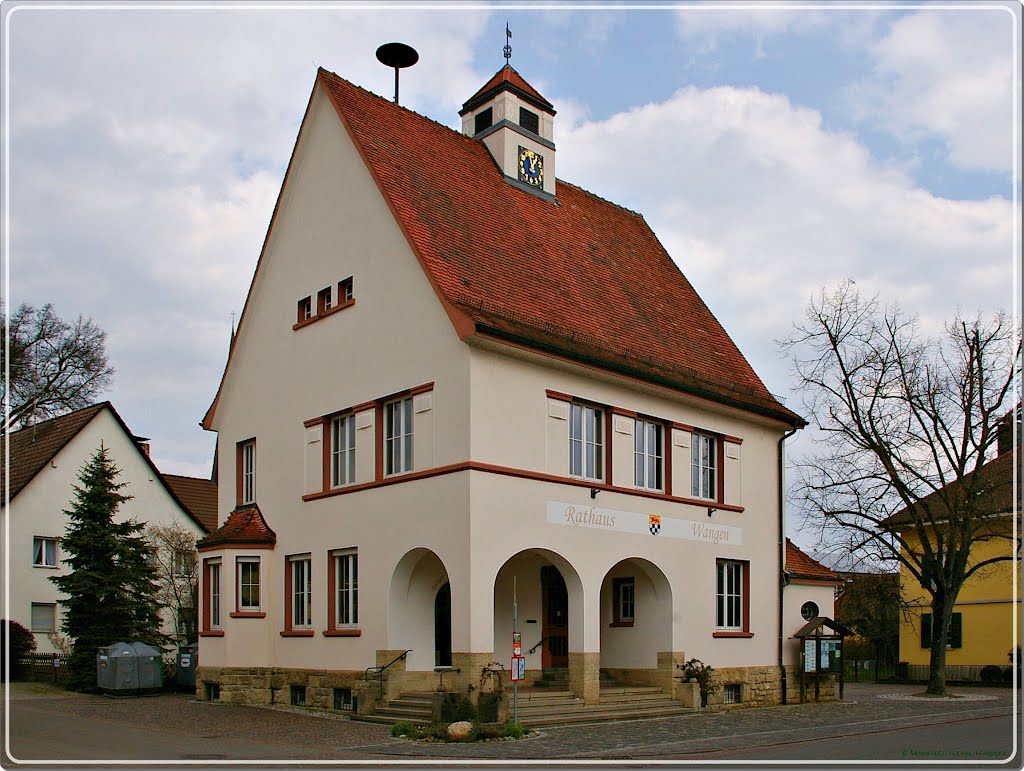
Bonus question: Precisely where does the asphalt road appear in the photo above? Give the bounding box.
[2,681,1019,766]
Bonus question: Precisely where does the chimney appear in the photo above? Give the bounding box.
[996,404,1021,457]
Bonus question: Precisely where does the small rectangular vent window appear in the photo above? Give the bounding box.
[724,684,741,704]
[474,107,493,134]
[290,685,307,706]
[334,688,355,711]
[519,107,539,134]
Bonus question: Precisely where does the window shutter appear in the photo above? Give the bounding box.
[949,612,962,648]
[920,613,932,648]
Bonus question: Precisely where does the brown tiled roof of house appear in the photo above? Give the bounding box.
[162,474,218,532]
[197,504,276,550]
[2,403,108,501]
[460,64,555,115]
[3,402,213,534]
[785,539,842,584]
[880,450,1021,528]
[202,68,803,430]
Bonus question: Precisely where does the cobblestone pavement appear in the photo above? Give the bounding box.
[3,681,1017,762]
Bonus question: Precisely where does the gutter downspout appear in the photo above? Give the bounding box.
[778,426,798,706]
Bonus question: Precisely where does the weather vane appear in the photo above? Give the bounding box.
[504,22,512,62]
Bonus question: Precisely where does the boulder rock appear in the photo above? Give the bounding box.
[447,721,473,741]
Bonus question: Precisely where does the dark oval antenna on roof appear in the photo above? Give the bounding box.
[376,42,419,105]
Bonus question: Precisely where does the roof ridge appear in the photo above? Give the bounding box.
[6,400,109,436]
[555,179,643,218]
[320,69,646,219]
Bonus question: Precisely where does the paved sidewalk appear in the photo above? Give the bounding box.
[2,681,1017,763]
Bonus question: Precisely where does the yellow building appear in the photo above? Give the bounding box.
[889,416,1021,681]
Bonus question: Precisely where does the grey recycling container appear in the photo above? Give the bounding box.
[96,641,163,697]
[176,644,198,689]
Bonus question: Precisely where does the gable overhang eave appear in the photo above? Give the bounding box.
[467,324,806,430]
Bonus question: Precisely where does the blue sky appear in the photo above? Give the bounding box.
[4,2,1020,549]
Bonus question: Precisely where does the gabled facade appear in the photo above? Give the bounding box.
[1,403,214,653]
[196,64,809,713]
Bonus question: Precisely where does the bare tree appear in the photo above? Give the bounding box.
[2,302,114,434]
[781,281,1020,695]
[145,522,200,645]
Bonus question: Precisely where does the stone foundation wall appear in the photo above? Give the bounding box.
[195,665,364,709]
[699,666,839,710]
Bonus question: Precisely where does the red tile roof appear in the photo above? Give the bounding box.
[197,504,276,550]
[460,64,555,116]
[203,68,803,430]
[2,403,107,501]
[162,474,218,532]
[319,69,802,427]
[785,539,841,584]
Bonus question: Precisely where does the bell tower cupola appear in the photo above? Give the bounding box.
[460,57,557,199]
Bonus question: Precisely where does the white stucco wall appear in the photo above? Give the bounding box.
[2,408,206,654]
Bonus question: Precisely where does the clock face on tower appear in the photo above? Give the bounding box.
[518,146,544,189]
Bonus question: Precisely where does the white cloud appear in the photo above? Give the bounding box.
[556,84,1016,401]
[849,8,1017,173]
[8,7,492,475]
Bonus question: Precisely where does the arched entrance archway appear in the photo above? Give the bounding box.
[599,557,673,683]
[388,548,451,671]
[492,549,584,685]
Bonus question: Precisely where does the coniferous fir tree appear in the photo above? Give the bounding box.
[51,446,168,690]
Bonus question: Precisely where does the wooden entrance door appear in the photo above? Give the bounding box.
[541,566,568,668]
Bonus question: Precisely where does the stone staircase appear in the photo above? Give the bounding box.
[358,691,434,725]
[359,671,694,728]
[509,684,694,727]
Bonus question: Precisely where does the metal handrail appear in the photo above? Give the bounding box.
[364,649,412,699]
[527,637,546,655]
[434,665,460,691]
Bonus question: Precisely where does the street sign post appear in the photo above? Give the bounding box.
[511,655,525,681]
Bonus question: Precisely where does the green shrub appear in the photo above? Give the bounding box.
[390,721,418,738]
[1,619,36,681]
[473,722,505,740]
[503,720,525,739]
[477,692,500,723]
[681,658,717,706]
[980,665,1003,683]
[441,694,477,722]
[418,722,449,740]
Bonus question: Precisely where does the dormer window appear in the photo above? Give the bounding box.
[297,296,312,323]
[317,287,332,314]
[339,277,354,303]
[474,107,493,135]
[519,107,539,135]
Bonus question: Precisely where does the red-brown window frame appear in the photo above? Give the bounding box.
[324,549,361,637]
[199,558,224,637]
[713,558,752,638]
[282,554,314,637]
[230,556,266,619]
[297,296,312,324]
[235,438,256,507]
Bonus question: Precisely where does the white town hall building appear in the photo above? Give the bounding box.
[195,57,836,717]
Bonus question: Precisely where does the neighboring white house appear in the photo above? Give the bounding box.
[196,63,812,715]
[1,402,216,653]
